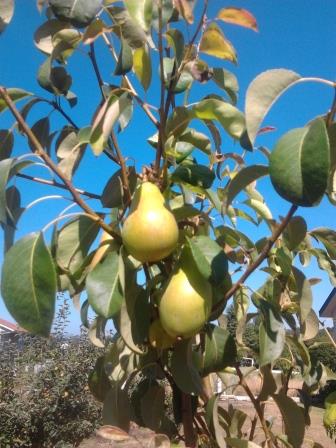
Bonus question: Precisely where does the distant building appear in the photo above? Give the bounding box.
[319,288,336,339]
[0,318,25,343]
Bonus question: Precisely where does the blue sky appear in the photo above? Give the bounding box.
[0,1,335,333]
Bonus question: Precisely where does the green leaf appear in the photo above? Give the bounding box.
[179,128,211,155]
[55,215,100,274]
[1,232,56,336]
[200,22,237,63]
[3,187,24,253]
[140,384,165,431]
[292,266,312,323]
[259,301,285,367]
[88,356,112,402]
[49,0,103,28]
[245,69,301,145]
[133,45,152,91]
[222,165,269,211]
[87,251,123,319]
[171,163,215,189]
[205,395,227,447]
[212,68,238,104]
[103,384,130,431]
[191,99,245,140]
[171,339,203,395]
[90,92,130,155]
[272,393,305,448]
[270,118,330,206]
[301,309,319,341]
[0,158,14,224]
[151,0,173,29]
[186,236,228,286]
[165,28,184,65]
[258,365,277,402]
[28,117,51,153]
[124,0,152,32]
[0,130,14,160]
[310,248,336,286]
[120,281,150,354]
[108,6,147,49]
[311,227,336,259]
[202,324,237,375]
[56,126,84,180]
[283,216,307,250]
[101,166,137,208]
[0,0,14,34]
[0,88,32,113]
[166,106,190,137]
[114,38,133,75]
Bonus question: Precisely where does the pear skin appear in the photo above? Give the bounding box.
[159,257,212,338]
[121,182,179,263]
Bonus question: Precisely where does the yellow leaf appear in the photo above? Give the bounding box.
[200,23,237,63]
[133,45,152,91]
[89,230,116,271]
[217,7,258,32]
[83,19,108,45]
[173,0,194,24]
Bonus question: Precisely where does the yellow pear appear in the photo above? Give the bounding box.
[159,256,212,338]
[149,319,176,349]
[121,182,179,263]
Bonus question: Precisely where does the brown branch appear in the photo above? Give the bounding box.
[182,393,197,448]
[16,172,101,199]
[212,204,298,315]
[0,86,121,241]
[110,130,132,203]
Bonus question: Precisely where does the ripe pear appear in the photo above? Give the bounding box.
[159,255,212,338]
[121,182,179,263]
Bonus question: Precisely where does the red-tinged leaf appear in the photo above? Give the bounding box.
[200,22,237,63]
[217,7,258,32]
[258,126,276,135]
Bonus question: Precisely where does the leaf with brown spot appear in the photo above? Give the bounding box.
[217,7,258,32]
[200,22,237,63]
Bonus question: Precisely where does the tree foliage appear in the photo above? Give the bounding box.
[1,1,336,446]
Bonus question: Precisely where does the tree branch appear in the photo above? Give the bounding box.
[0,86,120,241]
[16,172,101,199]
[212,204,298,315]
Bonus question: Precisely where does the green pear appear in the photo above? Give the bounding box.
[159,254,212,338]
[121,182,179,263]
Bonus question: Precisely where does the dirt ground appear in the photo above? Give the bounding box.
[79,402,333,447]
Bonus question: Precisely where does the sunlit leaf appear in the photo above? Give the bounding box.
[108,6,147,49]
[173,0,194,24]
[270,118,330,206]
[283,216,307,250]
[133,45,152,91]
[82,18,107,44]
[1,232,56,336]
[165,28,184,65]
[311,227,336,259]
[292,266,312,323]
[34,19,72,54]
[124,0,153,32]
[0,0,14,34]
[259,301,285,367]
[114,38,133,75]
[171,163,215,189]
[200,22,237,63]
[222,165,269,211]
[217,7,258,32]
[212,68,238,104]
[301,309,319,341]
[245,69,301,145]
[191,98,245,139]
[56,126,84,180]
[0,88,32,113]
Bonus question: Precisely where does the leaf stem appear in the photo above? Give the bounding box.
[212,204,298,315]
[0,86,120,241]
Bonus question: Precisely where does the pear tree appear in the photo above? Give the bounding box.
[1,1,336,447]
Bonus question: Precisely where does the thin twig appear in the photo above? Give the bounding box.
[212,204,298,315]
[236,366,278,448]
[155,0,167,174]
[0,86,120,241]
[16,172,101,199]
